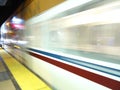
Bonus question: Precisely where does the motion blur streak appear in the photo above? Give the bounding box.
[1,0,120,90]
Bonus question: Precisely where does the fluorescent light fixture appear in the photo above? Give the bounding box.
[11,16,24,24]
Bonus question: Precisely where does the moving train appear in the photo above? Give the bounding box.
[1,0,120,90]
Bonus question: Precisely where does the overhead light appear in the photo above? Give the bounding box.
[11,16,24,24]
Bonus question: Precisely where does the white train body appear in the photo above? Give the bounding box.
[1,0,120,90]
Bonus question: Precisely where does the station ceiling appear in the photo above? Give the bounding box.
[0,0,25,26]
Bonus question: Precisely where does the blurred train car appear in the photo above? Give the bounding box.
[1,0,120,90]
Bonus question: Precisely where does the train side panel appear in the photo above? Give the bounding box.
[1,0,120,90]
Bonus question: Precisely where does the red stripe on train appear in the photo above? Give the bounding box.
[29,51,120,90]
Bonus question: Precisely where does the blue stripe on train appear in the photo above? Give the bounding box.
[28,48,120,78]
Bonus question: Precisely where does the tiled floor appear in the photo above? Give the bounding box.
[0,58,16,90]
[0,49,52,90]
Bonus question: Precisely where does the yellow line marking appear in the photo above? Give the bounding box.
[0,49,52,90]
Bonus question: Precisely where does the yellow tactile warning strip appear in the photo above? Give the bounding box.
[0,49,52,90]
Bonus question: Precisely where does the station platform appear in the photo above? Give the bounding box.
[0,48,52,90]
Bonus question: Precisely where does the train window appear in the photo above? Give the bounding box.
[47,23,120,65]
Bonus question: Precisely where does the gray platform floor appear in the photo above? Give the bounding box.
[0,58,16,90]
